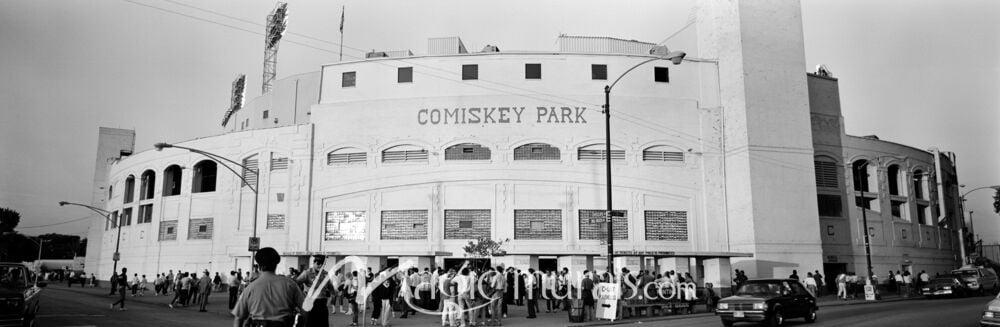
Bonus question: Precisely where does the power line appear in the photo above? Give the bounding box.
[19,216,92,229]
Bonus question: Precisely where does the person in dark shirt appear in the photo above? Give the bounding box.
[110,268,128,310]
[231,248,305,327]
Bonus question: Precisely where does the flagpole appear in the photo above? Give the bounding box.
[339,5,344,62]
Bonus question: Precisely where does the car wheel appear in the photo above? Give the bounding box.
[804,307,817,323]
[768,309,785,327]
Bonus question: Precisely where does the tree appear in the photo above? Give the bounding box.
[462,237,510,271]
[0,207,20,233]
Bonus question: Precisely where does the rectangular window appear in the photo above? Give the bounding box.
[398,67,413,83]
[122,208,133,226]
[642,150,684,162]
[138,204,153,223]
[242,157,259,188]
[444,144,491,160]
[644,211,687,241]
[578,148,625,161]
[382,150,429,163]
[109,211,118,229]
[381,210,428,240]
[814,161,839,188]
[917,204,929,225]
[462,64,478,80]
[188,218,213,240]
[263,110,269,119]
[525,63,541,79]
[817,194,842,217]
[266,214,285,230]
[342,71,356,87]
[592,64,607,80]
[579,210,627,240]
[324,211,366,240]
[276,193,285,202]
[327,152,367,165]
[158,220,178,241]
[654,67,669,83]
[444,209,490,239]
[270,154,289,171]
[514,210,562,240]
[891,200,907,220]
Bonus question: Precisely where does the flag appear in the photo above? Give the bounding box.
[339,6,344,33]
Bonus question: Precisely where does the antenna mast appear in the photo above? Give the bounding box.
[263,2,288,94]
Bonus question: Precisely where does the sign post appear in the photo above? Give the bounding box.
[112,252,120,261]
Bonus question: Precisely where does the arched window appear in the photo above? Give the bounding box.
[242,155,259,188]
[327,147,367,165]
[192,160,217,193]
[124,175,136,203]
[578,144,625,161]
[445,143,491,160]
[888,165,903,196]
[162,165,182,196]
[913,170,927,200]
[642,145,684,162]
[513,143,560,160]
[852,160,879,211]
[139,170,156,200]
[382,145,428,163]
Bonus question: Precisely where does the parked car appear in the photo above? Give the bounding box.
[716,279,817,327]
[921,275,972,298]
[0,263,45,327]
[951,266,1000,295]
[980,292,1000,326]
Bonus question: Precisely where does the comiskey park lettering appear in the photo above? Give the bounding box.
[417,107,588,125]
[301,256,699,316]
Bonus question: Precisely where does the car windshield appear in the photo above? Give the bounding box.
[735,282,783,297]
[0,266,28,289]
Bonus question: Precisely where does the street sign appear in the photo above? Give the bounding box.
[864,284,876,301]
[609,211,625,217]
[596,283,620,321]
[112,252,120,261]
[248,237,261,252]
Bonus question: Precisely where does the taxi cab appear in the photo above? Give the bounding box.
[981,292,1000,326]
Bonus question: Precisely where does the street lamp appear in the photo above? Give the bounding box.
[851,161,876,284]
[603,46,685,275]
[959,185,1000,265]
[153,142,260,256]
[58,201,116,292]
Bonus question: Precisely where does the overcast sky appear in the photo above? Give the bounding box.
[1,0,997,242]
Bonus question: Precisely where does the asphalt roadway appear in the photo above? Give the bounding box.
[32,283,997,326]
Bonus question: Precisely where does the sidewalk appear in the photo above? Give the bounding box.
[47,282,238,317]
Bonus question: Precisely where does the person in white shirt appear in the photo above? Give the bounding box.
[543,271,557,313]
[455,268,475,327]
[902,272,913,297]
[804,272,818,296]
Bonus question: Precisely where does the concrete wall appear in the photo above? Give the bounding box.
[695,0,823,278]
[84,127,134,276]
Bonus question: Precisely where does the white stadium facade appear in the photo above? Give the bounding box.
[84,1,965,293]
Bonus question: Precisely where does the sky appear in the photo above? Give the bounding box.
[0,0,997,242]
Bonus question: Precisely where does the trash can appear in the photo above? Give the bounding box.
[568,299,584,322]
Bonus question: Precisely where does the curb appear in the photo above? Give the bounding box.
[566,312,714,327]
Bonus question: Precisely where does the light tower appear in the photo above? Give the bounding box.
[221,74,246,127]
[262,2,288,94]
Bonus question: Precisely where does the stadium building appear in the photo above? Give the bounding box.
[84,1,964,292]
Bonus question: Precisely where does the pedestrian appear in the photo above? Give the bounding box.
[456,267,477,325]
[804,272,818,296]
[231,247,306,326]
[704,282,719,312]
[894,271,903,295]
[543,271,556,313]
[581,271,595,321]
[371,273,394,327]
[196,270,212,312]
[813,270,824,296]
[296,255,332,327]
[902,271,913,298]
[836,272,847,300]
[110,268,128,310]
[489,265,506,326]
[441,268,459,327]
[228,271,240,310]
[525,268,538,319]
[165,270,174,295]
[213,272,222,292]
[789,269,799,280]
[139,275,147,296]
[343,271,359,326]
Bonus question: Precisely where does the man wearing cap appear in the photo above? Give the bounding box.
[296,255,333,327]
[232,247,305,327]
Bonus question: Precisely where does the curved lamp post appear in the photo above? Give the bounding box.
[603,46,685,275]
[153,142,260,256]
[58,201,116,292]
[959,185,1000,264]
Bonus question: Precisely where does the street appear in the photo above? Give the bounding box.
[33,283,996,327]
